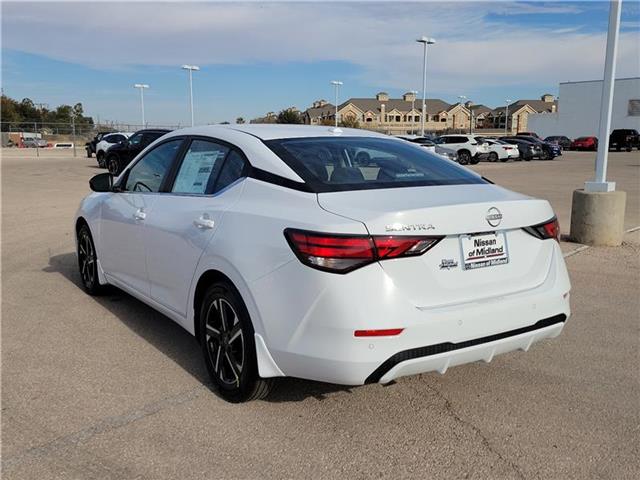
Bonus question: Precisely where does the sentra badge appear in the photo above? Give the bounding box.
[385,223,435,232]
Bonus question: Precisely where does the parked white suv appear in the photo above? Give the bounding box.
[95,132,131,168]
[433,134,490,165]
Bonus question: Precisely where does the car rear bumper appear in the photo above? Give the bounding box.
[251,242,571,385]
[368,314,565,383]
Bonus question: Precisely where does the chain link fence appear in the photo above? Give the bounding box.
[1,121,182,156]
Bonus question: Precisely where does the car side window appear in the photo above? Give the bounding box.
[141,133,157,147]
[124,139,183,193]
[213,150,247,193]
[172,140,229,194]
[129,133,142,146]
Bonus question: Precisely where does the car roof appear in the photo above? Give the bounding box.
[135,128,172,134]
[173,124,389,140]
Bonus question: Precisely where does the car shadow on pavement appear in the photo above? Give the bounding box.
[44,252,355,403]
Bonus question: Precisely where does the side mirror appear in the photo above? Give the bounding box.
[89,172,113,192]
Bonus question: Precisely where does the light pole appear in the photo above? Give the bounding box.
[330,80,343,127]
[182,65,200,127]
[504,99,512,134]
[409,90,418,135]
[134,84,149,127]
[416,36,436,137]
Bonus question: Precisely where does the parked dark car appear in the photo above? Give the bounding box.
[570,136,598,151]
[515,135,561,159]
[544,136,572,150]
[105,129,172,175]
[609,129,639,151]
[516,131,541,140]
[85,132,114,158]
[499,136,542,160]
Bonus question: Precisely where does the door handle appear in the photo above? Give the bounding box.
[133,208,146,221]
[193,215,215,230]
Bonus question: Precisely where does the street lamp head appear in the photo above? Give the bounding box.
[505,98,512,104]
[416,36,436,45]
[134,84,149,89]
[182,65,200,71]
[331,80,343,86]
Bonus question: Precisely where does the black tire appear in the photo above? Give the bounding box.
[199,282,274,402]
[86,148,92,158]
[541,150,550,160]
[524,156,532,161]
[107,154,121,176]
[77,224,105,295]
[458,150,471,165]
[626,146,632,152]
[488,152,498,162]
[96,151,105,168]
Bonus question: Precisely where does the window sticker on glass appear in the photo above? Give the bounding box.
[173,142,228,194]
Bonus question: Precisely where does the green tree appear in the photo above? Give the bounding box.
[276,109,302,124]
[1,95,21,129]
[235,117,245,124]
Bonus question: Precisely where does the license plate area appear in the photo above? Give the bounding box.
[459,231,509,270]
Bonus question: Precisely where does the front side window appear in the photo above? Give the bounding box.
[124,139,183,192]
[141,132,162,147]
[128,133,142,146]
[266,137,486,193]
[172,140,229,194]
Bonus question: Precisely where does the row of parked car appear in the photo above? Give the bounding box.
[538,129,640,152]
[401,133,561,164]
[86,127,639,175]
[85,129,171,175]
[400,128,640,165]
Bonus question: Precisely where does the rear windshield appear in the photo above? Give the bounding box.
[265,137,486,193]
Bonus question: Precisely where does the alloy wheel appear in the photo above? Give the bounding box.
[205,298,245,387]
[107,157,119,176]
[78,229,96,288]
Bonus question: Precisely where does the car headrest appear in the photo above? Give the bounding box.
[330,167,364,183]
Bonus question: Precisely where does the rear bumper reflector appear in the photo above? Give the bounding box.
[364,314,567,383]
[354,328,404,337]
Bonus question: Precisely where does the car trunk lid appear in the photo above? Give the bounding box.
[317,184,556,306]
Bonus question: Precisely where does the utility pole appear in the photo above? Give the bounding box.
[416,37,436,137]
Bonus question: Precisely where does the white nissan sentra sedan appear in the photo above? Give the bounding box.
[75,125,571,402]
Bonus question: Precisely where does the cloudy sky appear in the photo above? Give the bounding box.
[2,1,639,125]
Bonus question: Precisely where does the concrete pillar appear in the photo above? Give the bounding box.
[570,190,626,246]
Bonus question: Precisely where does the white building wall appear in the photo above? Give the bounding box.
[528,77,640,139]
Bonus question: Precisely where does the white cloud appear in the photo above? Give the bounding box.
[2,1,639,97]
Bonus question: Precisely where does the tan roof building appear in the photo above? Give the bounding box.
[486,94,558,133]
[304,92,472,134]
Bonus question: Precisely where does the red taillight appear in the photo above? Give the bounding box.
[354,328,404,337]
[542,218,560,241]
[523,217,560,242]
[373,236,441,259]
[284,229,443,273]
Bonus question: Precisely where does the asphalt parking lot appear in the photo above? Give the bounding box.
[2,148,639,479]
